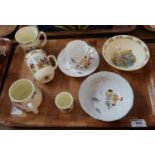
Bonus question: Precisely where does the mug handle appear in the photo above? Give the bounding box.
[88,47,95,57]
[38,31,47,47]
[27,102,39,114]
[47,55,58,70]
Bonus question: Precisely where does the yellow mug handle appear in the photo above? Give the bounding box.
[47,55,58,70]
[38,31,47,47]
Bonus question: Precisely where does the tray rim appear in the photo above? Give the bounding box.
[45,25,137,36]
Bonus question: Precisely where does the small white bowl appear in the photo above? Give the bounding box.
[102,35,150,71]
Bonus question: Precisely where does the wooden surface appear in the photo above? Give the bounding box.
[0,38,155,128]
[44,26,136,36]
[9,25,155,44]
[0,40,12,94]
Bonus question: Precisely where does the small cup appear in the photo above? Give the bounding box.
[15,26,47,52]
[25,49,57,84]
[9,79,42,114]
[55,92,74,113]
[65,40,95,68]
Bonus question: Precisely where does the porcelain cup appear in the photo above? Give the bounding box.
[9,79,42,114]
[65,40,94,68]
[55,92,74,113]
[15,26,47,52]
[25,49,57,84]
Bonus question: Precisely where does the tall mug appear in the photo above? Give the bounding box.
[25,49,57,84]
[9,79,43,114]
[15,26,47,52]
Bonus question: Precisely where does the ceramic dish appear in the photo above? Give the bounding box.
[102,35,150,71]
[0,38,12,57]
[79,71,134,121]
[0,25,17,37]
[57,46,100,77]
[144,25,155,32]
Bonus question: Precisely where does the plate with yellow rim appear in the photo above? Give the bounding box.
[102,35,150,71]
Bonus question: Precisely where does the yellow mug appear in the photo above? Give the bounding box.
[15,26,47,52]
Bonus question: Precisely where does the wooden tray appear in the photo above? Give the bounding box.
[44,25,136,37]
[0,39,12,95]
[0,38,155,128]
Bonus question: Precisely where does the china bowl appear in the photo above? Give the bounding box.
[102,35,150,71]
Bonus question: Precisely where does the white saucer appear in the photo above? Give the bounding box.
[57,46,100,77]
[79,71,134,122]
